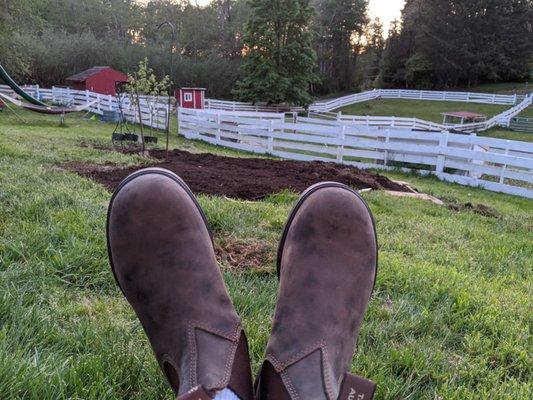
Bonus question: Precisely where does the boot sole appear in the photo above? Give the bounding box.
[106,167,214,295]
[276,181,379,296]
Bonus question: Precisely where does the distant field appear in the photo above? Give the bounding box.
[336,99,533,142]
[336,99,510,123]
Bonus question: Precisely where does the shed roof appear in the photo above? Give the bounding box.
[66,66,127,82]
[441,111,486,119]
[180,87,207,91]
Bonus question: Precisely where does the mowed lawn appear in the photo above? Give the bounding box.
[337,98,533,142]
[0,109,532,399]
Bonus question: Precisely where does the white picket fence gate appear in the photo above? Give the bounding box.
[178,107,533,198]
[0,84,170,130]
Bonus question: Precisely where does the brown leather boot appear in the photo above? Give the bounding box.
[256,182,378,400]
[107,168,254,400]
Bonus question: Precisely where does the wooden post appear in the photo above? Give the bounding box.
[336,125,346,163]
[499,147,510,184]
[215,112,221,142]
[436,131,449,174]
[267,119,274,153]
[384,129,390,166]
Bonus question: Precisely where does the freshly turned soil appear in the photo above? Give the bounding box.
[68,147,412,200]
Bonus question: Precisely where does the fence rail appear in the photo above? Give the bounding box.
[0,84,170,130]
[310,94,532,133]
[309,89,523,112]
[178,107,533,198]
[204,98,304,113]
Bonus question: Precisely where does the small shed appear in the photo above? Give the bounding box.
[66,66,128,95]
[176,88,206,109]
[441,111,487,125]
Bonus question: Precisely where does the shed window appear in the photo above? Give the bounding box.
[184,93,193,102]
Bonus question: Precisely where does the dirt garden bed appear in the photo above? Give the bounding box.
[67,147,412,200]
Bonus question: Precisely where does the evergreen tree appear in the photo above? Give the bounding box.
[313,0,368,93]
[379,0,533,88]
[234,0,318,106]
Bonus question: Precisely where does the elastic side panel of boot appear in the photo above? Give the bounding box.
[284,349,329,400]
[227,333,254,400]
[195,328,236,390]
[257,361,291,400]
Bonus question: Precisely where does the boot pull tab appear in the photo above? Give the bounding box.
[177,385,212,400]
[338,373,376,400]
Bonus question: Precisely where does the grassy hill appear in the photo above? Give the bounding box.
[0,109,531,399]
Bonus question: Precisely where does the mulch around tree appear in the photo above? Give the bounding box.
[67,147,412,200]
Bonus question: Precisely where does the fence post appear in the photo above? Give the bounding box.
[177,108,181,136]
[215,112,221,143]
[384,129,391,166]
[436,131,449,174]
[499,146,510,184]
[97,94,101,113]
[268,119,274,153]
[336,125,346,163]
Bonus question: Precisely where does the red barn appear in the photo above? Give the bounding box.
[66,66,128,95]
[176,88,206,109]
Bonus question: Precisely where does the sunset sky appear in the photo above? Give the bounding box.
[142,1,406,31]
[368,0,404,30]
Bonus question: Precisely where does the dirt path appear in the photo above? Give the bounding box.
[68,148,411,200]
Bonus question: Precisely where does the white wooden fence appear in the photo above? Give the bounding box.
[309,89,523,113]
[309,94,532,133]
[205,98,304,113]
[0,84,170,130]
[178,107,533,198]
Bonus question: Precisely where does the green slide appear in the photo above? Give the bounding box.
[0,64,49,107]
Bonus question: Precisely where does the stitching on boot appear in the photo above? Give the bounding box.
[320,345,335,400]
[213,330,241,389]
[188,321,242,391]
[190,319,241,341]
[187,323,198,388]
[267,340,325,370]
[280,369,301,400]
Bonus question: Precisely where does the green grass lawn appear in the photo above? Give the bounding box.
[336,99,510,122]
[336,99,533,142]
[0,108,532,399]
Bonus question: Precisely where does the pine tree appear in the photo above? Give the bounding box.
[234,0,319,107]
[313,0,368,93]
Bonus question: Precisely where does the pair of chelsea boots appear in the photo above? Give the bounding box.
[107,168,378,400]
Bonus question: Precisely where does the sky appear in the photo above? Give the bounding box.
[368,0,405,30]
[171,1,406,29]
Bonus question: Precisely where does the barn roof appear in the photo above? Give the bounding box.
[66,66,126,82]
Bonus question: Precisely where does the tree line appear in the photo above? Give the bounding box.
[0,0,531,106]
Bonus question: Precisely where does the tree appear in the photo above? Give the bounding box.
[125,58,170,154]
[234,0,319,107]
[312,0,368,93]
[379,0,533,88]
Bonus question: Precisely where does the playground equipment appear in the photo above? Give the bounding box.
[0,64,96,116]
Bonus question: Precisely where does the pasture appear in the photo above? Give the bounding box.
[0,108,531,399]
[337,98,533,142]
